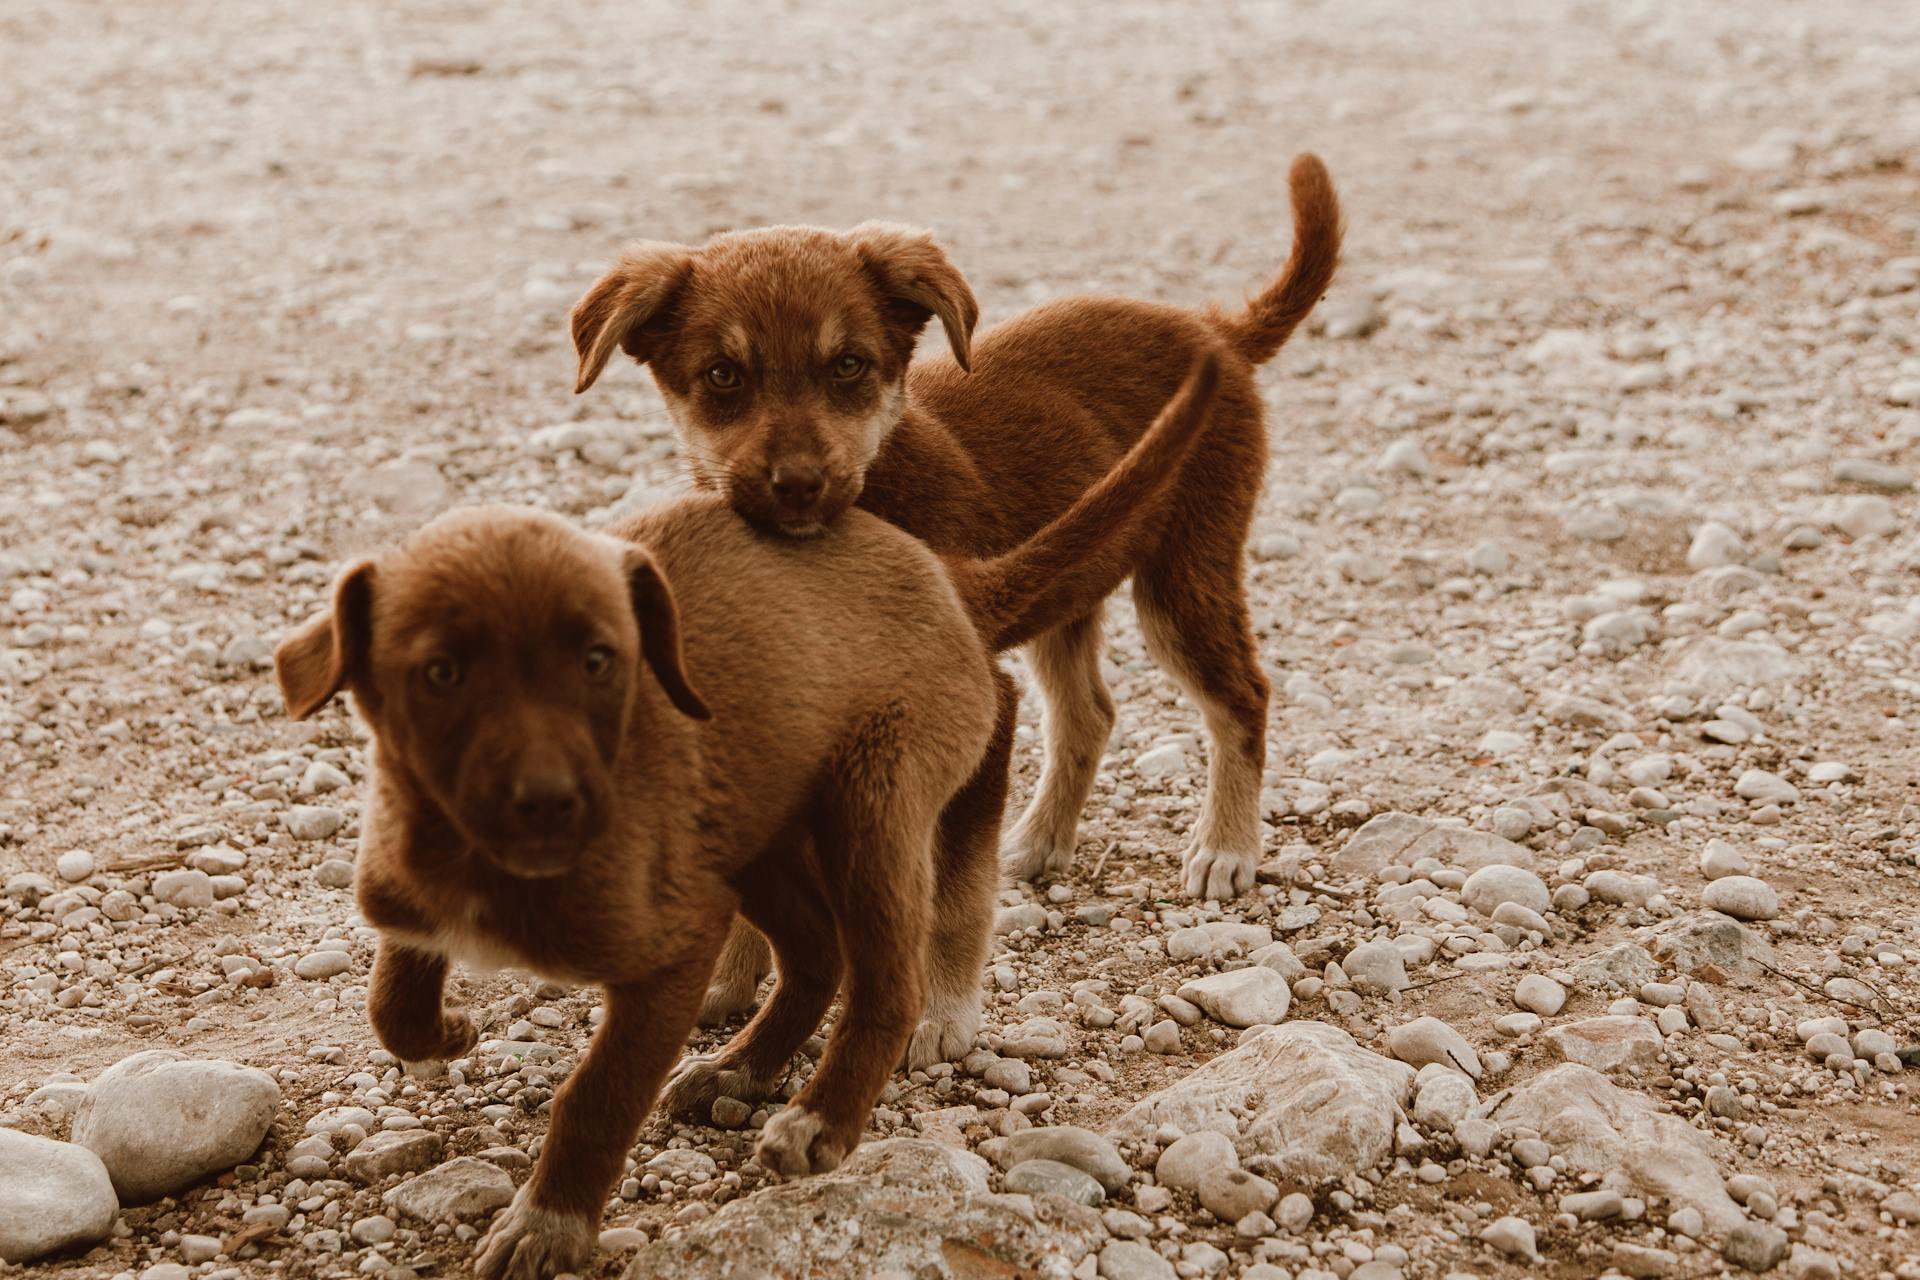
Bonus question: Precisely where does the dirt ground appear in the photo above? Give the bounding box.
[4,1,1920,1278]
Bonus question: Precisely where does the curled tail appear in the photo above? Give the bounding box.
[1208,153,1344,364]
[953,353,1221,651]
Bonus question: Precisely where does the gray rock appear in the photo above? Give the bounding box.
[1005,1158,1104,1205]
[1491,1064,1741,1232]
[1100,1240,1177,1280]
[978,1126,1129,1193]
[1647,913,1775,978]
[1177,967,1291,1027]
[1722,1220,1788,1272]
[1833,458,1913,492]
[1386,1017,1482,1078]
[1108,1022,1415,1184]
[0,1129,118,1263]
[72,1050,280,1202]
[623,1140,1102,1279]
[1573,943,1661,991]
[345,1129,444,1183]
[383,1157,515,1223]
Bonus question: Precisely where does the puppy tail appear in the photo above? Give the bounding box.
[953,352,1221,651]
[1207,152,1343,365]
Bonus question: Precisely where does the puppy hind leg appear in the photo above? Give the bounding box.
[1002,612,1113,881]
[909,665,1016,1069]
[1134,560,1269,902]
[665,867,840,1117]
[698,918,773,1025]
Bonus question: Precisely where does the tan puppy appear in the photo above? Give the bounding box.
[273,358,1218,1280]
[570,154,1341,906]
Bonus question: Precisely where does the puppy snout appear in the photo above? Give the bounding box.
[769,461,825,510]
[510,767,584,832]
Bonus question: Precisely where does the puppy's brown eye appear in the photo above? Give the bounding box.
[832,354,867,381]
[705,362,741,390]
[424,658,462,688]
[584,644,613,678]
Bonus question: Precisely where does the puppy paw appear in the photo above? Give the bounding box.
[662,1053,773,1117]
[386,1011,478,1067]
[1000,829,1077,882]
[473,1187,594,1280]
[755,1104,851,1177]
[906,993,982,1070]
[698,973,763,1026]
[1181,842,1257,901]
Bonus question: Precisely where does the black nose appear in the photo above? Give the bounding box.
[770,463,824,509]
[511,769,582,830]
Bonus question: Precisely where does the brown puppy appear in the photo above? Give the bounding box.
[570,153,1341,908]
[273,359,1218,1280]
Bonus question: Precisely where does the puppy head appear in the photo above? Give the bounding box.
[570,223,977,536]
[274,507,708,879]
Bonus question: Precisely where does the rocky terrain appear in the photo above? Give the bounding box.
[3,0,1920,1277]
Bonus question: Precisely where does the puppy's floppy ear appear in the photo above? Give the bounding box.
[848,222,979,371]
[570,242,696,394]
[623,548,711,721]
[275,560,376,720]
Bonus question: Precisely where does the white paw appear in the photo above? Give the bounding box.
[755,1104,849,1177]
[1001,828,1077,882]
[1182,842,1258,900]
[473,1187,595,1280]
[906,992,982,1070]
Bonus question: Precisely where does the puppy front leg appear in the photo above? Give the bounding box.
[367,938,477,1064]
[475,933,724,1280]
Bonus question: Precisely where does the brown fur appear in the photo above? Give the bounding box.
[272,361,1218,1280]
[571,153,1342,918]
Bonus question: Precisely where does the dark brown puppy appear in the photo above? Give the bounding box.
[571,153,1341,910]
[273,359,1218,1280]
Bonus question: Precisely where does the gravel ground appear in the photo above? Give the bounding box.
[3,1,1920,1278]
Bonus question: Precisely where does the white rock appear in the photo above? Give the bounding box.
[383,1157,515,1223]
[1342,941,1409,994]
[1686,521,1746,570]
[285,805,346,840]
[1544,1016,1663,1072]
[1514,975,1567,1017]
[1701,875,1779,921]
[0,1129,118,1263]
[1480,1215,1537,1259]
[152,868,214,910]
[1177,968,1291,1028]
[1492,1064,1741,1233]
[54,850,95,883]
[1411,1072,1477,1131]
[1108,1022,1414,1183]
[1133,743,1187,779]
[1155,1130,1237,1193]
[1386,1017,1482,1079]
[1460,865,1550,918]
[1698,839,1748,880]
[1733,770,1798,804]
[1167,922,1272,962]
[72,1050,280,1202]
[1835,495,1898,540]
